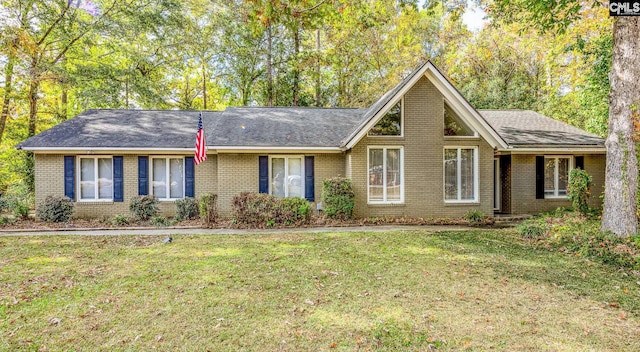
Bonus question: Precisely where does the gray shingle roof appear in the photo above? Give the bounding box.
[479,110,605,148]
[17,107,367,150]
[211,107,367,147]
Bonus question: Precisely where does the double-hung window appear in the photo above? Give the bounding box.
[79,157,113,201]
[368,147,403,203]
[444,147,478,202]
[544,156,571,198]
[270,156,304,198]
[151,157,185,200]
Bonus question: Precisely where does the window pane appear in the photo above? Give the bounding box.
[444,104,474,136]
[287,158,303,198]
[544,158,555,196]
[444,149,458,200]
[369,102,401,136]
[272,158,285,198]
[386,149,401,201]
[80,158,95,199]
[169,158,184,198]
[369,149,384,201]
[557,158,569,196]
[97,158,113,199]
[153,159,167,198]
[460,149,475,200]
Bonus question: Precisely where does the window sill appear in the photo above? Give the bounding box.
[444,201,480,206]
[544,197,569,201]
[367,202,405,207]
[444,136,480,140]
[76,200,114,203]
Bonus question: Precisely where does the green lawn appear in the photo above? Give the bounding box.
[1,229,639,351]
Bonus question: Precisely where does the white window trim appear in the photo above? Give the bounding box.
[367,146,405,204]
[544,156,573,199]
[77,156,114,202]
[367,97,404,138]
[443,147,479,203]
[150,156,186,201]
[268,155,306,198]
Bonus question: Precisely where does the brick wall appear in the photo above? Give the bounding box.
[348,76,495,218]
[34,154,218,219]
[216,153,345,217]
[509,154,605,214]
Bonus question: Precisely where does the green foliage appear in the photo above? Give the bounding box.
[232,192,312,227]
[463,209,484,224]
[150,216,173,227]
[518,211,640,270]
[517,218,550,239]
[129,195,159,221]
[567,169,592,215]
[110,214,131,227]
[175,197,199,221]
[321,177,355,220]
[279,197,312,224]
[199,193,218,227]
[36,195,74,223]
[0,216,15,225]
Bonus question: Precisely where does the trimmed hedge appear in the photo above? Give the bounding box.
[321,177,355,219]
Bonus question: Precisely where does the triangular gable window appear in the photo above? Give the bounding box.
[369,101,402,136]
[444,103,475,136]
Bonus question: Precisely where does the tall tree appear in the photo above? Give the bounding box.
[489,1,639,237]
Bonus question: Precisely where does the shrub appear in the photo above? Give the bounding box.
[0,216,14,225]
[232,192,278,226]
[111,214,130,226]
[129,195,159,221]
[463,209,484,224]
[199,193,218,227]
[567,169,592,216]
[321,177,355,220]
[517,218,549,239]
[232,192,312,227]
[176,197,199,221]
[10,198,30,220]
[0,195,7,213]
[36,195,74,223]
[150,216,173,227]
[278,197,312,224]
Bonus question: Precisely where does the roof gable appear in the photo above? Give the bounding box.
[342,61,508,149]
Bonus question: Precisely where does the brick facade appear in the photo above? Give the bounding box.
[348,76,495,218]
[509,154,605,214]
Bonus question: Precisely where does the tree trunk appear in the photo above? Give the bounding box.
[292,26,300,107]
[315,29,321,107]
[0,43,16,144]
[266,22,273,107]
[28,56,40,138]
[602,17,640,237]
[202,60,207,110]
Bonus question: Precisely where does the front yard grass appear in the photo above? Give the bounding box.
[1,229,639,351]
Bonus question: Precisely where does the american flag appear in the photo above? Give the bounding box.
[194,112,207,165]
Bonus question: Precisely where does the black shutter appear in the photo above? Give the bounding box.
[64,156,75,200]
[185,156,195,197]
[305,156,315,201]
[259,156,269,193]
[575,156,584,170]
[138,156,148,196]
[113,156,123,202]
[535,156,545,199]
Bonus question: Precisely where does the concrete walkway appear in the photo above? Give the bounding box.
[0,224,484,236]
